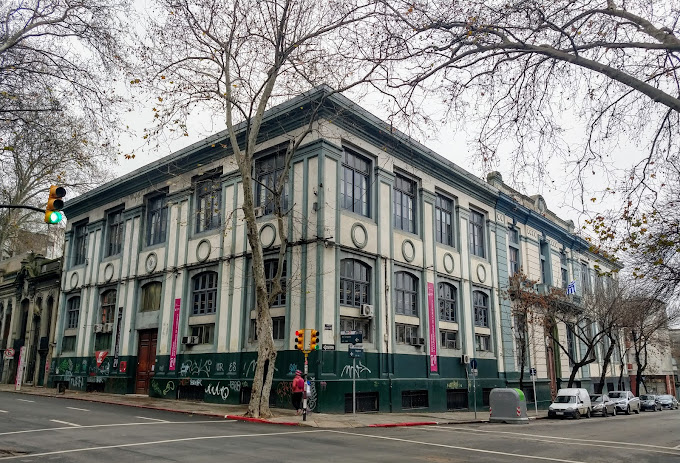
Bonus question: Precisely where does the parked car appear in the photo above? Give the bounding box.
[639,394,661,412]
[590,394,617,417]
[548,388,592,419]
[608,391,641,415]
[657,395,680,410]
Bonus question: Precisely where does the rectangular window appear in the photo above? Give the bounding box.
[540,241,550,284]
[106,210,124,257]
[509,227,519,244]
[62,336,76,352]
[66,297,80,329]
[340,317,371,343]
[147,195,168,246]
[401,390,429,409]
[196,175,221,233]
[72,223,87,266]
[440,330,458,349]
[192,272,218,315]
[256,151,289,215]
[509,247,519,276]
[395,272,418,316]
[393,175,416,233]
[94,333,112,351]
[473,292,489,327]
[395,324,418,344]
[249,317,285,341]
[264,260,287,307]
[469,210,485,258]
[566,324,576,366]
[340,149,370,216]
[581,263,591,293]
[435,194,454,246]
[191,324,214,344]
[141,282,162,312]
[561,268,569,289]
[475,334,491,351]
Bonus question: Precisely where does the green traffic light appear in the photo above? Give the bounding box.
[46,211,62,224]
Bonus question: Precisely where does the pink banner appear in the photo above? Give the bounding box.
[427,282,438,372]
[169,298,181,371]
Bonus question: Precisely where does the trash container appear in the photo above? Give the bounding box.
[489,388,529,424]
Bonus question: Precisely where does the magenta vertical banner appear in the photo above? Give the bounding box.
[427,282,438,372]
[169,298,181,371]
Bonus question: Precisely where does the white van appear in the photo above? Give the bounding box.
[548,388,592,419]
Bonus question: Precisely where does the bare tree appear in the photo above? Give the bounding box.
[140,0,383,417]
[374,0,680,205]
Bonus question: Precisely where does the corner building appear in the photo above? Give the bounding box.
[49,88,622,412]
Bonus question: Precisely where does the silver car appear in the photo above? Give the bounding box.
[608,391,641,415]
[590,394,617,417]
[657,395,680,410]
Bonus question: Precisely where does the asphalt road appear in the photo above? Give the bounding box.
[1,392,679,462]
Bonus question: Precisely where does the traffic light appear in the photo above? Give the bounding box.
[295,330,304,351]
[44,185,66,224]
[309,329,320,351]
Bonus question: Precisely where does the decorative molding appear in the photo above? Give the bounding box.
[145,253,158,273]
[443,253,455,274]
[196,239,212,262]
[123,205,144,220]
[402,239,416,263]
[69,272,79,290]
[103,263,114,282]
[350,222,368,249]
[259,223,277,249]
[476,264,487,283]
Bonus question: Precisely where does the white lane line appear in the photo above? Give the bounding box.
[16,399,35,403]
[0,430,323,460]
[66,406,90,412]
[50,419,81,427]
[430,426,680,452]
[134,416,169,422]
[328,430,586,463]
[0,419,233,436]
[0,410,7,413]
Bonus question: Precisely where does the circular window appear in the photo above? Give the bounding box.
[350,222,368,249]
[104,263,114,282]
[196,239,212,262]
[145,253,158,273]
[476,264,487,283]
[402,239,416,263]
[259,223,277,249]
[69,272,79,290]
[443,253,455,274]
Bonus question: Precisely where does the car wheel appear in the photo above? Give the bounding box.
[574,410,581,420]
[626,406,631,415]
[612,407,616,416]
[603,408,608,417]
[634,406,640,414]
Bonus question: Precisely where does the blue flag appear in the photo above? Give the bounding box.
[566,281,576,295]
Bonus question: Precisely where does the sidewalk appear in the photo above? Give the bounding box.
[0,384,547,427]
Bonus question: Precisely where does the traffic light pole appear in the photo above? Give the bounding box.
[0,204,48,213]
[303,352,309,422]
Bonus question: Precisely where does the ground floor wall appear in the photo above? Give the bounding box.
[49,350,628,414]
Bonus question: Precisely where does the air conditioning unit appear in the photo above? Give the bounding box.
[360,304,374,318]
[254,206,265,218]
[102,323,114,333]
[182,336,199,345]
[410,337,423,346]
[461,354,470,364]
[93,324,103,333]
[418,337,425,345]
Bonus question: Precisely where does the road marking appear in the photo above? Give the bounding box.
[135,416,169,422]
[16,399,35,403]
[328,430,585,463]
[0,410,7,413]
[0,430,323,460]
[66,406,90,412]
[50,420,81,427]
[431,426,680,452]
[0,420,233,436]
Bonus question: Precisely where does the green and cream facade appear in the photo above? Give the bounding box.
[50,88,624,412]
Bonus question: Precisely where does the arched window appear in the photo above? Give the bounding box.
[339,259,370,307]
[264,259,287,307]
[473,291,489,327]
[100,290,116,324]
[438,282,457,322]
[66,297,80,329]
[395,271,418,316]
[192,272,218,315]
[141,282,162,312]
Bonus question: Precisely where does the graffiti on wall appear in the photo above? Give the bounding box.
[180,359,212,377]
[243,360,278,378]
[340,361,371,378]
[151,379,175,397]
[69,376,84,389]
[204,381,229,401]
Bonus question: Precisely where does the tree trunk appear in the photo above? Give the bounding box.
[617,349,625,390]
[597,341,616,393]
[567,363,580,387]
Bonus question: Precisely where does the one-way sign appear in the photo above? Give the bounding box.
[340,331,363,344]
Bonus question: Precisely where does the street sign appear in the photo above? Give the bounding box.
[470,358,478,370]
[322,344,335,351]
[340,331,363,344]
[4,348,15,359]
[530,367,537,376]
[471,368,478,377]
[349,346,364,358]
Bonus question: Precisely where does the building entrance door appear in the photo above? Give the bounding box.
[135,329,157,395]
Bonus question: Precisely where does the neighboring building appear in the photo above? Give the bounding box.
[670,329,680,397]
[48,88,622,412]
[627,326,677,397]
[0,252,61,386]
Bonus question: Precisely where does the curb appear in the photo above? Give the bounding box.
[369,421,439,427]
[225,415,300,426]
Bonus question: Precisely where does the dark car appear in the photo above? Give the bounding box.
[590,394,617,417]
[639,394,661,412]
[657,395,680,410]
